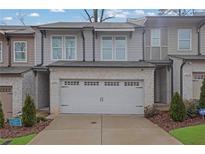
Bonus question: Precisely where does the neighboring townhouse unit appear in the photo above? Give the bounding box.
[32,22,155,115]
[129,16,205,103]
[0,26,36,118]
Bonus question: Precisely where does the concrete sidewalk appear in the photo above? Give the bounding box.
[30,114,181,145]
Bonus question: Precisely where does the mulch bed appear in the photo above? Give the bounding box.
[148,111,205,132]
[0,119,52,139]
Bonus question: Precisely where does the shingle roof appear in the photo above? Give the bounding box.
[0,26,34,35]
[36,22,139,29]
[0,67,32,75]
[48,61,155,68]
[169,55,205,60]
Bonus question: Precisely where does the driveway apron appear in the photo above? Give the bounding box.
[30,114,181,145]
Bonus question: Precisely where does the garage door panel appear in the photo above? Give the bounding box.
[60,80,144,114]
[0,86,12,119]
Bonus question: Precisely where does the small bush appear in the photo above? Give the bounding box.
[169,92,186,122]
[144,105,159,118]
[184,100,199,118]
[199,78,205,108]
[22,95,36,127]
[0,101,5,128]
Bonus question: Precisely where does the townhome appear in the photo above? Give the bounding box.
[0,26,36,118]
[129,16,205,104]
[33,22,155,115]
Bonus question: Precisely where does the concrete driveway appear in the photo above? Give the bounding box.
[30,114,181,145]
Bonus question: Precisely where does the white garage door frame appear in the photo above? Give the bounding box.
[59,79,145,115]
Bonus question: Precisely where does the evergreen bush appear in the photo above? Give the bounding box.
[199,78,205,108]
[169,92,186,122]
[0,101,4,128]
[22,95,36,127]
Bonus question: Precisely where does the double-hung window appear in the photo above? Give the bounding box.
[115,37,126,60]
[151,29,160,47]
[65,36,76,60]
[14,41,27,62]
[0,41,2,62]
[102,37,113,60]
[52,36,63,60]
[51,36,76,60]
[101,36,127,60]
[178,29,192,50]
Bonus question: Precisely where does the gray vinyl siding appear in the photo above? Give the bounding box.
[84,30,93,61]
[35,29,42,65]
[94,30,143,61]
[168,26,198,55]
[145,27,168,61]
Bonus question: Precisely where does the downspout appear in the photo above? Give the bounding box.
[197,21,205,55]
[92,29,95,62]
[142,28,145,61]
[81,31,85,61]
[180,59,186,99]
[169,58,174,98]
[37,30,45,66]
[197,28,201,55]
[5,34,11,67]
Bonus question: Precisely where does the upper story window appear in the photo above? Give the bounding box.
[14,41,27,62]
[65,36,76,60]
[101,36,127,61]
[52,36,63,60]
[51,36,76,60]
[0,41,2,62]
[178,29,192,50]
[151,29,160,47]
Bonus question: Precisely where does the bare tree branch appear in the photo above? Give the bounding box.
[93,9,98,22]
[16,11,27,26]
[100,9,104,22]
[158,9,196,16]
[83,9,115,23]
[84,9,92,23]
[102,16,114,22]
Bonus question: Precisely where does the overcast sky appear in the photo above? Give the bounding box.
[0,9,160,25]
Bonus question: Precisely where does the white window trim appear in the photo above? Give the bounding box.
[64,35,77,60]
[101,35,127,61]
[13,41,27,63]
[51,35,63,61]
[51,35,77,61]
[101,35,114,61]
[177,29,192,51]
[151,29,161,47]
[0,41,2,63]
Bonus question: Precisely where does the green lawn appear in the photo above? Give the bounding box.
[0,134,36,145]
[0,139,4,144]
[170,124,205,145]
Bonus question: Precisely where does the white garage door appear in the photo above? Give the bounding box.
[60,80,144,114]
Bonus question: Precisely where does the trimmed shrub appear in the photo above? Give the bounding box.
[184,100,199,118]
[22,95,36,127]
[169,92,186,122]
[199,78,205,108]
[0,101,4,128]
[144,105,159,118]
